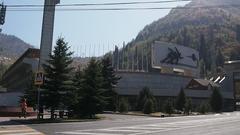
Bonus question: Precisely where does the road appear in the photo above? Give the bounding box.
[1,112,240,135]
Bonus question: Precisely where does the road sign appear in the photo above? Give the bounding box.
[0,4,6,25]
[35,72,44,85]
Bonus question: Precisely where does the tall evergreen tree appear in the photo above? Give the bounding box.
[210,88,223,112]
[101,56,120,111]
[136,87,156,111]
[71,66,84,116]
[42,38,74,119]
[164,98,174,116]
[79,58,106,118]
[175,88,186,111]
[184,98,192,115]
[143,98,155,114]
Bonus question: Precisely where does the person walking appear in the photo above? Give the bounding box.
[20,98,28,118]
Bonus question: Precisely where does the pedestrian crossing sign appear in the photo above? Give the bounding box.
[35,72,44,85]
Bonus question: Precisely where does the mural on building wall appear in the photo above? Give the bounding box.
[152,41,199,70]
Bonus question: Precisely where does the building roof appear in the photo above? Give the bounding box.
[192,79,220,88]
[3,48,40,77]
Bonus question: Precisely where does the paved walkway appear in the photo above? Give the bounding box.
[0,125,44,135]
[0,117,45,135]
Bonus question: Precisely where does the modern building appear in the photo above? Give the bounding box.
[115,42,234,111]
[115,72,234,111]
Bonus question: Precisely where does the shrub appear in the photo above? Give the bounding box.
[164,98,174,116]
[210,88,223,112]
[143,99,155,114]
[136,87,156,113]
[119,99,128,113]
[184,98,192,115]
[175,88,186,111]
[198,102,211,114]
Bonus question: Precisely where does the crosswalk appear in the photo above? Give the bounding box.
[56,114,240,135]
[0,125,44,135]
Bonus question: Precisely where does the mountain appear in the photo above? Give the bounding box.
[0,33,33,79]
[0,33,33,60]
[122,0,240,75]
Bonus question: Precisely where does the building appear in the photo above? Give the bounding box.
[223,60,240,111]
[1,48,39,106]
[115,42,234,111]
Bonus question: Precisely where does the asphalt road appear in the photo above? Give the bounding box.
[27,112,240,135]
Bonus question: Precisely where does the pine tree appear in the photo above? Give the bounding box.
[210,88,223,112]
[143,98,155,114]
[198,102,210,114]
[101,56,120,112]
[164,98,174,116]
[184,98,192,115]
[42,38,74,119]
[137,87,156,111]
[119,98,129,113]
[175,88,186,111]
[79,58,107,118]
[71,66,84,116]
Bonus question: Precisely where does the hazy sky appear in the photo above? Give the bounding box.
[2,0,189,57]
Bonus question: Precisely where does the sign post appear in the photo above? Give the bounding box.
[34,72,44,119]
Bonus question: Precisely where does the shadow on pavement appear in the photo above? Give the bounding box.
[0,120,21,125]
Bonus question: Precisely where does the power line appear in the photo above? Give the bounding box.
[6,5,240,12]
[6,0,191,7]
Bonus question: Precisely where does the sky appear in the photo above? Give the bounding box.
[2,0,189,57]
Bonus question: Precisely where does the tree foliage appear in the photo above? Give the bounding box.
[175,88,186,111]
[184,98,192,115]
[164,98,174,116]
[119,98,128,113]
[78,58,106,118]
[136,87,156,111]
[101,56,121,111]
[42,38,74,119]
[210,88,223,112]
[198,102,211,114]
[143,98,155,114]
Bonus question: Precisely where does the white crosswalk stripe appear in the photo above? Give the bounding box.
[0,125,44,135]
[56,115,240,135]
